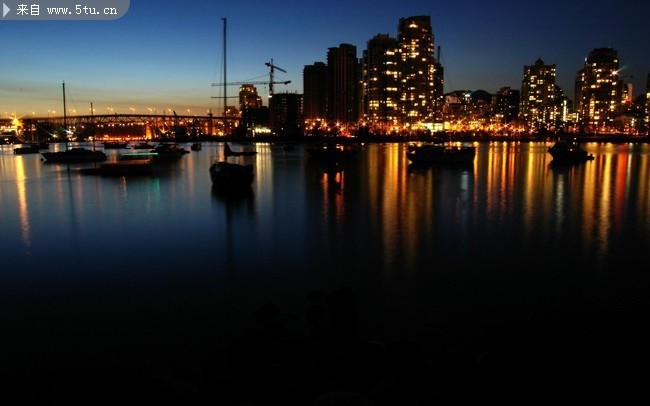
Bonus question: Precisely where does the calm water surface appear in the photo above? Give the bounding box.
[1,141,649,396]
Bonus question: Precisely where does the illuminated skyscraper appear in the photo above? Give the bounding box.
[397,16,437,128]
[520,58,558,130]
[575,48,622,133]
[238,84,262,111]
[327,44,361,125]
[362,34,400,132]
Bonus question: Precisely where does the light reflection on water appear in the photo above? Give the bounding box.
[2,141,649,275]
[1,140,650,371]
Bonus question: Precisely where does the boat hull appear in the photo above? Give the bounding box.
[41,148,108,163]
[14,145,41,154]
[209,162,254,189]
[406,145,476,164]
[548,142,594,163]
[151,143,188,161]
[102,142,128,149]
[306,145,359,161]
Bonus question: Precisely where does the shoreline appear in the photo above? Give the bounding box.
[3,133,649,147]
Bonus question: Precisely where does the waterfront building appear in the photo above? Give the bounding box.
[326,44,361,130]
[303,62,328,125]
[238,84,263,111]
[575,47,622,133]
[270,92,303,137]
[362,34,401,133]
[432,51,444,127]
[397,16,439,129]
[493,87,520,125]
[240,106,270,136]
[520,58,559,131]
[646,73,650,133]
[443,90,492,132]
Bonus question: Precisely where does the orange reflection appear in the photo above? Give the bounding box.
[321,167,345,225]
[15,157,32,251]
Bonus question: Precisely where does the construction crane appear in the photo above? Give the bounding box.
[264,59,287,100]
[211,59,290,103]
[212,80,291,88]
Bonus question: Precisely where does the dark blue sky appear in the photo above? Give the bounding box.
[1,0,648,117]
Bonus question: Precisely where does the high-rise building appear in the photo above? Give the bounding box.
[520,58,558,130]
[327,44,361,126]
[238,84,262,111]
[397,16,437,128]
[362,34,400,132]
[432,48,444,126]
[575,48,622,133]
[645,73,649,133]
[240,107,269,135]
[271,92,303,137]
[493,87,520,124]
[303,62,328,122]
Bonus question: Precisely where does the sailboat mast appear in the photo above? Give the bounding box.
[62,81,67,132]
[222,17,227,117]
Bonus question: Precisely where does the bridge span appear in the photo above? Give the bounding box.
[19,113,240,139]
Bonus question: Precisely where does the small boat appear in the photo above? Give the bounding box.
[80,159,153,176]
[306,143,359,161]
[102,141,128,149]
[120,151,158,161]
[209,161,254,190]
[132,141,156,150]
[41,147,108,163]
[191,142,202,151]
[547,140,594,163]
[41,82,108,163]
[151,143,188,161]
[224,142,257,157]
[406,143,476,164]
[14,144,42,154]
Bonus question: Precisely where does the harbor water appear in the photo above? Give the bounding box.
[1,141,649,402]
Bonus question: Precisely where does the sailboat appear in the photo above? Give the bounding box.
[224,142,257,157]
[209,18,255,191]
[41,82,107,163]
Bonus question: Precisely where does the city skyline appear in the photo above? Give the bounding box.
[1,0,648,118]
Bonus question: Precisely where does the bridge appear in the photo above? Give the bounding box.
[16,113,240,140]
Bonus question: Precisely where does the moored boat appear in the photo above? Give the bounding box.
[42,147,108,163]
[151,143,188,161]
[14,144,41,154]
[406,143,476,164]
[132,141,156,150]
[306,143,359,161]
[209,161,254,190]
[224,142,257,157]
[191,142,202,151]
[547,140,594,163]
[41,82,107,163]
[102,141,129,149]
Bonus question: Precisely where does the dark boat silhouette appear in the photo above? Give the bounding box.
[548,140,594,163]
[406,143,476,164]
[306,143,359,161]
[224,142,257,157]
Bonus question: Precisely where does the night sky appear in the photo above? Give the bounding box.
[1,0,648,118]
